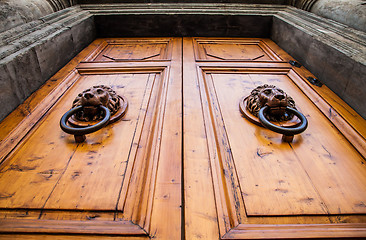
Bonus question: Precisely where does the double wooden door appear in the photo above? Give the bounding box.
[0,38,366,239]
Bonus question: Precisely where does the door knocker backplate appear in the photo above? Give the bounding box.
[60,85,128,143]
[239,84,308,142]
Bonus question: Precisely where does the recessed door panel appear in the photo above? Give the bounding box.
[91,39,172,61]
[194,38,282,61]
[0,72,158,210]
[206,71,366,216]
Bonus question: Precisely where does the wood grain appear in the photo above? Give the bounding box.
[1,37,366,239]
[183,38,221,240]
[224,223,366,239]
[0,38,181,239]
[194,38,282,61]
[210,72,328,216]
[0,219,147,235]
[184,37,366,239]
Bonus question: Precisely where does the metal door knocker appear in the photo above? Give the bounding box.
[239,84,308,142]
[60,85,128,143]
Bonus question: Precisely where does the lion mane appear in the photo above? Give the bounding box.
[72,85,120,121]
[246,84,296,122]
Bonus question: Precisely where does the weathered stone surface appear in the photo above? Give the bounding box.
[34,15,96,81]
[0,0,75,33]
[344,61,366,118]
[70,16,96,54]
[289,0,318,11]
[311,41,355,98]
[35,29,75,80]
[5,48,44,101]
[0,6,95,121]
[311,0,366,32]
[95,14,272,37]
[0,65,22,121]
[271,7,366,118]
[0,7,92,64]
[0,48,43,120]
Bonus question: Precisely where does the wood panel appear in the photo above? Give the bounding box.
[210,71,366,215]
[0,235,148,240]
[194,38,282,61]
[0,38,182,239]
[90,39,172,62]
[184,37,366,239]
[0,72,157,210]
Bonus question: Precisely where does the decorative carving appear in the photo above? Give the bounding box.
[240,84,308,142]
[60,85,128,143]
[245,84,296,122]
[69,85,128,127]
[71,85,120,121]
[289,0,319,11]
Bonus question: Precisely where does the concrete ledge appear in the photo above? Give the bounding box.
[0,6,95,121]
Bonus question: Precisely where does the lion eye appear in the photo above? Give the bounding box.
[97,89,104,94]
[264,89,272,95]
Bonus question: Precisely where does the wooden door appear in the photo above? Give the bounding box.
[0,38,182,239]
[0,38,366,239]
[183,38,366,239]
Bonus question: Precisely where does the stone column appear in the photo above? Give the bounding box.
[289,0,319,11]
[0,0,75,33]
[310,0,366,32]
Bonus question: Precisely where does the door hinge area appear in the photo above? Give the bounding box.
[307,77,323,87]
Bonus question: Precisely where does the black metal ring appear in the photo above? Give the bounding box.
[258,106,308,135]
[60,106,111,135]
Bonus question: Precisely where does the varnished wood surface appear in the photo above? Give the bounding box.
[0,219,146,235]
[225,223,366,239]
[0,37,365,239]
[0,38,182,239]
[210,72,366,215]
[0,235,148,240]
[184,38,366,239]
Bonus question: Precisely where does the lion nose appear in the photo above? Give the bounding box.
[84,93,94,99]
[275,94,285,100]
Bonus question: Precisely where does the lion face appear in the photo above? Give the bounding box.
[72,85,120,122]
[246,84,295,122]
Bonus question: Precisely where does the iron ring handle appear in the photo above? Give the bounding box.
[258,106,308,136]
[60,105,111,136]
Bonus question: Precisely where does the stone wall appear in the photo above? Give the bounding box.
[0,0,76,33]
[0,6,95,121]
[271,7,366,118]
[77,0,288,3]
[310,0,366,32]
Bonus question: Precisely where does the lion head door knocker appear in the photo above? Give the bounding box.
[60,85,128,143]
[239,84,308,142]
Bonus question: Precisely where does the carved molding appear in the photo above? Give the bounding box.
[289,0,319,11]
